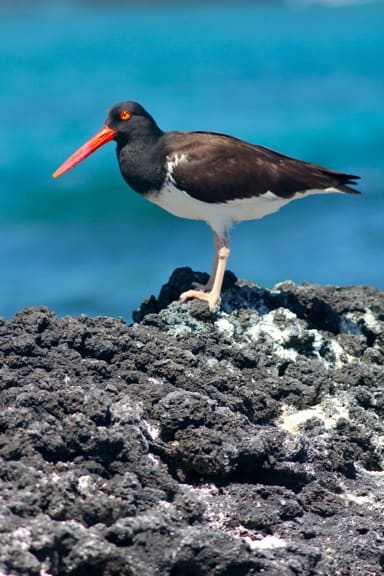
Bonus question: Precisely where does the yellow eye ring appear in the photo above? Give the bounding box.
[120,110,131,121]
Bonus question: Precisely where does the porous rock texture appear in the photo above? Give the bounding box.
[0,268,383,576]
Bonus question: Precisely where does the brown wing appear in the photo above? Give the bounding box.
[164,131,360,204]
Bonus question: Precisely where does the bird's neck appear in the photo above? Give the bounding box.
[116,130,166,195]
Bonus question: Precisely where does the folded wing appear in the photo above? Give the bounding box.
[165,131,360,203]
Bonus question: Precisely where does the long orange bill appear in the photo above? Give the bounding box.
[53,125,118,178]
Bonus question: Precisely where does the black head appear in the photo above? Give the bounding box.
[105,101,162,144]
[53,100,162,178]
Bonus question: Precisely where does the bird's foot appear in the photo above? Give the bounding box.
[180,289,219,312]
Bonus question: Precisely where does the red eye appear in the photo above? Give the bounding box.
[120,110,131,121]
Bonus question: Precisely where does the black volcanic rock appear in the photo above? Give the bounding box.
[0,270,383,576]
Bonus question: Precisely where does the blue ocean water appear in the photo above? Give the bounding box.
[0,0,383,319]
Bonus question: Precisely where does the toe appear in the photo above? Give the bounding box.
[179,289,220,312]
[180,289,208,303]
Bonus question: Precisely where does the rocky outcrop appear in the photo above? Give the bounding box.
[0,268,383,575]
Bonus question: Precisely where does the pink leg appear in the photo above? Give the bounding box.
[180,231,230,311]
[191,232,221,292]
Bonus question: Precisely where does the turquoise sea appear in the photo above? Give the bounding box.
[1,0,383,319]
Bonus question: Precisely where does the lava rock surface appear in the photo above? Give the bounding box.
[0,268,383,576]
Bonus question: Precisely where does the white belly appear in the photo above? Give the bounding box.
[146,181,340,238]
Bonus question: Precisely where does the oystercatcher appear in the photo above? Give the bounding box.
[53,101,360,311]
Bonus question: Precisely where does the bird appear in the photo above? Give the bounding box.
[53,101,360,311]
